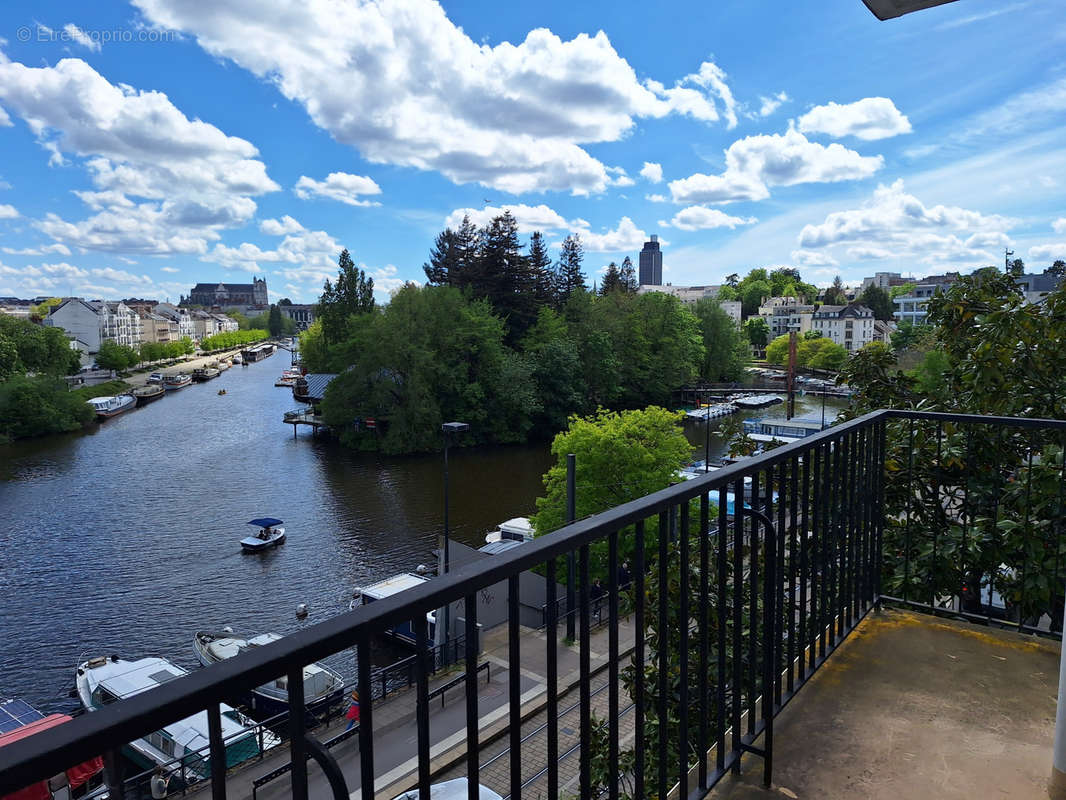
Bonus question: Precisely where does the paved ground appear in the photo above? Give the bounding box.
[118,347,258,388]
[707,609,1060,800]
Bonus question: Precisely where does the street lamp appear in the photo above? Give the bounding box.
[438,421,470,659]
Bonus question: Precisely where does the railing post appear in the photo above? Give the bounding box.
[1052,584,1066,800]
[566,453,576,641]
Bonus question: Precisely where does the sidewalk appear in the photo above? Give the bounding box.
[187,617,634,800]
[120,348,249,388]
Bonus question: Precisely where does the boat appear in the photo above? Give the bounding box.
[193,630,345,717]
[231,353,243,365]
[355,573,435,645]
[147,372,164,384]
[218,389,227,396]
[483,517,534,546]
[241,343,275,363]
[191,367,220,382]
[733,394,784,409]
[685,403,738,420]
[0,698,108,799]
[240,517,286,552]
[75,655,268,784]
[163,373,192,390]
[131,384,165,406]
[275,375,297,387]
[86,394,137,419]
[743,415,825,439]
[217,360,231,372]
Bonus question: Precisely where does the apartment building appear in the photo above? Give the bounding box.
[811,304,876,352]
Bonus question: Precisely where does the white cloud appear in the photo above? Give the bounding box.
[575,216,655,252]
[160,266,180,273]
[640,162,663,183]
[0,56,278,254]
[204,229,341,279]
[39,261,89,279]
[1030,243,1066,260]
[260,215,306,235]
[2,243,72,256]
[790,249,839,267]
[0,204,19,218]
[132,0,740,194]
[91,266,153,285]
[0,106,11,127]
[845,246,894,260]
[645,193,667,203]
[669,128,882,205]
[662,206,756,231]
[963,78,1066,142]
[294,172,382,206]
[797,97,912,141]
[63,23,101,52]
[755,91,789,118]
[797,179,1013,249]
[1053,218,1066,234]
[445,203,571,233]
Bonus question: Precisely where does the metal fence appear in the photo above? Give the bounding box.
[2,409,1065,800]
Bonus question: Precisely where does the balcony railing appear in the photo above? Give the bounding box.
[1,410,1064,800]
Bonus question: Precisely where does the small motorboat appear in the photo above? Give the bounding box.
[193,630,344,717]
[131,384,165,406]
[484,517,534,545]
[163,373,192,390]
[86,394,137,419]
[218,388,227,396]
[240,517,285,552]
[218,360,232,372]
[231,353,243,365]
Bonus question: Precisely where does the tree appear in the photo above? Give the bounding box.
[765,334,790,365]
[531,407,691,542]
[0,314,81,376]
[693,298,748,381]
[743,316,770,348]
[226,310,250,330]
[528,231,554,305]
[267,304,284,336]
[30,297,63,321]
[599,262,622,295]
[859,285,894,321]
[278,298,293,306]
[1008,258,1025,276]
[554,234,587,306]
[619,256,637,293]
[477,211,536,342]
[1047,260,1066,278]
[889,282,916,299]
[318,249,375,344]
[890,320,934,352]
[739,279,771,318]
[0,375,94,443]
[822,275,847,305]
[724,273,739,288]
[95,339,138,371]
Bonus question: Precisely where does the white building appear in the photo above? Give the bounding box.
[43,298,141,351]
[211,312,239,333]
[758,297,814,339]
[861,272,905,291]
[154,303,196,341]
[812,304,876,353]
[94,301,141,348]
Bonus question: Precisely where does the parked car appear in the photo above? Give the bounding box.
[147,373,163,384]
[392,779,503,800]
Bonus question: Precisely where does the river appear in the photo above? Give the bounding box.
[0,355,846,712]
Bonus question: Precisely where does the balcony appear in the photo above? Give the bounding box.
[1,410,1063,800]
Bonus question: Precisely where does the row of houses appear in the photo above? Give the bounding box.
[757,296,886,352]
[41,299,238,356]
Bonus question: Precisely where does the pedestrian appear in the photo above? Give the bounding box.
[150,766,170,800]
[345,690,360,731]
[618,561,631,591]
[590,578,605,622]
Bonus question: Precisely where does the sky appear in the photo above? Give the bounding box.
[0,0,1064,305]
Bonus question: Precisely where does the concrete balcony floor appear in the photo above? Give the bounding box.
[711,609,1060,800]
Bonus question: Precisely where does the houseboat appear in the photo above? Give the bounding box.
[743,415,825,442]
[354,573,435,646]
[163,373,192,390]
[75,655,266,784]
[217,359,231,372]
[131,384,165,406]
[685,403,738,420]
[241,343,275,363]
[191,367,220,382]
[86,394,136,419]
[193,630,345,717]
[733,394,784,409]
[0,698,107,799]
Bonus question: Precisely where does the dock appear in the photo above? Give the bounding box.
[283,409,328,437]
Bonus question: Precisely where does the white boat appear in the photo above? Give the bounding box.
[483,517,534,545]
[193,630,345,717]
[240,517,286,552]
[733,394,784,409]
[355,573,435,645]
[87,394,137,419]
[75,655,267,784]
[163,373,192,390]
[217,360,231,372]
[685,403,737,420]
[231,353,243,365]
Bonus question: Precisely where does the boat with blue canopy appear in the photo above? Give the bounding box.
[240,517,285,552]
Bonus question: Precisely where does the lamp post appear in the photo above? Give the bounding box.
[438,421,470,660]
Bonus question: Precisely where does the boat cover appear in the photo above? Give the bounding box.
[0,713,103,796]
[248,517,284,527]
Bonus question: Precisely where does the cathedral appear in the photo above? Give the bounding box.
[182,277,268,308]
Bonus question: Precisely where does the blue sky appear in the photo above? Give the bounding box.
[0,0,1063,304]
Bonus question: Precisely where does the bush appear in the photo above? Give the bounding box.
[0,376,95,442]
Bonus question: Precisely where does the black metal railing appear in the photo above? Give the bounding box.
[3,409,1065,800]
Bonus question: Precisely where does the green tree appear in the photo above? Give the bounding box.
[0,376,94,443]
[268,304,284,336]
[619,256,637,293]
[0,315,81,375]
[95,339,132,371]
[822,275,847,305]
[30,297,63,321]
[0,333,18,381]
[599,262,622,295]
[693,297,748,381]
[477,211,536,342]
[1047,260,1066,278]
[743,316,770,348]
[318,248,375,344]
[765,334,790,365]
[278,297,293,306]
[226,310,250,330]
[890,320,934,352]
[527,231,555,305]
[859,285,894,321]
[554,234,587,307]
[1008,257,1025,276]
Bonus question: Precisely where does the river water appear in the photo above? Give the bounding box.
[0,355,845,712]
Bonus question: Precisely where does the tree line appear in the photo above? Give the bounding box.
[299,218,751,454]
